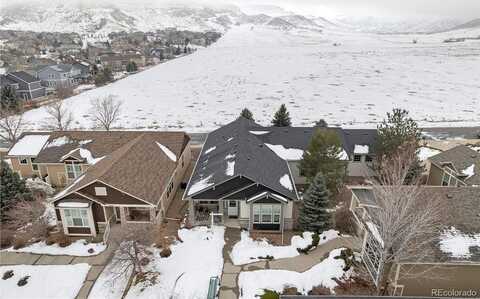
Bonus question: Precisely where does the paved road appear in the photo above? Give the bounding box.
[0,244,117,299]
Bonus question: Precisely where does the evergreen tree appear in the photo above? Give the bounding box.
[1,86,19,111]
[271,104,291,127]
[299,129,347,194]
[375,108,423,183]
[315,119,328,128]
[0,161,31,217]
[240,108,254,121]
[299,172,331,232]
[126,61,138,73]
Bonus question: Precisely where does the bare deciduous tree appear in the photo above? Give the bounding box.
[90,95,123,131]
[5,200,49,240]
[56,86,74,100]
[0,108,25,144]
[44,101,74,131]
[367,141,445,294]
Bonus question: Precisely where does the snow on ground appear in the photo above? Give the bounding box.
[88,247,132,299]
[3,239,106,256]
[0,264,90,299]
[18,25,480,132]
[125,226,225,299]
[230,229,339,265]
[7,135,50,156]
[439,227,480,259]
[417,146,442,161]
[265,144,304,160]
[238,248,351,298]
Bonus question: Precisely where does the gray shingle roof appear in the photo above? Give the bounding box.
[8,71,40,83]
[340,129,378,156]
[185,117,299,200]
[429,145,480,185]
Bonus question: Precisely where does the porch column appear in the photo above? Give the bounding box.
[150,208,156,223]
[119,206,127,225]
[87,206,97,237]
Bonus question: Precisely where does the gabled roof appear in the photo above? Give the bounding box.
[339,129,378,156]
[54,132,189,206]
[429,145,480,185]
[7,71,40,83]
[185,117,298,200]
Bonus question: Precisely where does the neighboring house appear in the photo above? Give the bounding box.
[37,64,81,90]
[6,131,190,188]
[50,132,191,239]
[99,52,146,72]
[183,117,377,231]
[0,71,46,101]
[349,186,480,296]
[426,145,479,187]
[72,61,92,82]
[339,129,377,179]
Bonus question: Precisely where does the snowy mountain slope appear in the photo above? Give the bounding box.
[19,25,480,132]
[0,2,245,34]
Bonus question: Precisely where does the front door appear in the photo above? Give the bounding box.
[227,200,238,218]
[114,207,121,223]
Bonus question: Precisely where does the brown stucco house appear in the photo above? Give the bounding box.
[349,186,480,297]
[7,131,191,239]
[426,145,479,187]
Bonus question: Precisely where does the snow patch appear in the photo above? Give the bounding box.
[226,160,235,176]
[61,148,104,165]
[3,240,106,256]
[0,264,90,299]
[249,131,270,135]
[225,153,236,160]
[353,144,369,154]
[439,227,480,259]
[417,146,441,161]
[338,149,349,161]
[279,174,293,191]
[8,135,50,156]
[57,202,89,208]
[46,136,72,148]
[265,143,304,160]
[461,164,475,179]
[238,248,351,298]
[204,146,216,154]
[156,142,177,162]
[188,175,214,195]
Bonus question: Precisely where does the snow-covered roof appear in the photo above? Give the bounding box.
[417,146,441,162]
[8,134,50,156]
[265,143,304,161]
[439,227,480,259]
[353,144,369,154]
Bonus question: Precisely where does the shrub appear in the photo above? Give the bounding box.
[140,257,150,266]
[0,230,14,249]
[282,287,300,295]
[261,289,279,299]
[258,255,274,261]
[13,237,27,250]
[334,207,356,235]
[297,232,319,254]
[88,248,95,254]
[334,275,376,295]
[160,248,172,258]
[308,285,331,295]
[2,270,14,280]
[334,248,356,271]
[56,234,71,248]
[17,276,30,286]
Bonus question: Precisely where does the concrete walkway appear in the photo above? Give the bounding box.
[218,231,361,299]
[0,243,117,299]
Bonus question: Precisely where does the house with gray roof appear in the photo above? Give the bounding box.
[37,64,82,91]
[0,71,46,101]
[426,145,480,186]
[183,117,378,231]
[349,186,480,297]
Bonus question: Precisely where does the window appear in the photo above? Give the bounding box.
[65,162,82,179]
[19,158,28,165]
[365,155,373,162]
[64,209,89,227]
[353,155,362,162]
[95,187,107,196]
[253,204,281,224]
[127,207,151,222]
[31,158,38,171]
[442,172,451,186]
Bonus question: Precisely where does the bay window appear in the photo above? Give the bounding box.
[64,209,89,227]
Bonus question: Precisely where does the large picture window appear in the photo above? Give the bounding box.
[64,209,89,227]
[65,162,82,179]
[253,204,281,224]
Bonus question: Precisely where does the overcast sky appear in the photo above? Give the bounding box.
[2,0,479,19]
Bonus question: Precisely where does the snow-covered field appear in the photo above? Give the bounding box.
[238,248,352,299]
[125,226,225,299]
[230,230,339,265]
[20,24,480,132]
[0,264,90,299]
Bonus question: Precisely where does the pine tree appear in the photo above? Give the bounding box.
[375,108,423,182]
[126,61,138,73]
[240,108,254,121]
[315,119,328,128]
[271,104,291,127]
[1,86,19,111]
[0,161,31,217]
[299,129,347,194]
[299,172,331,232]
